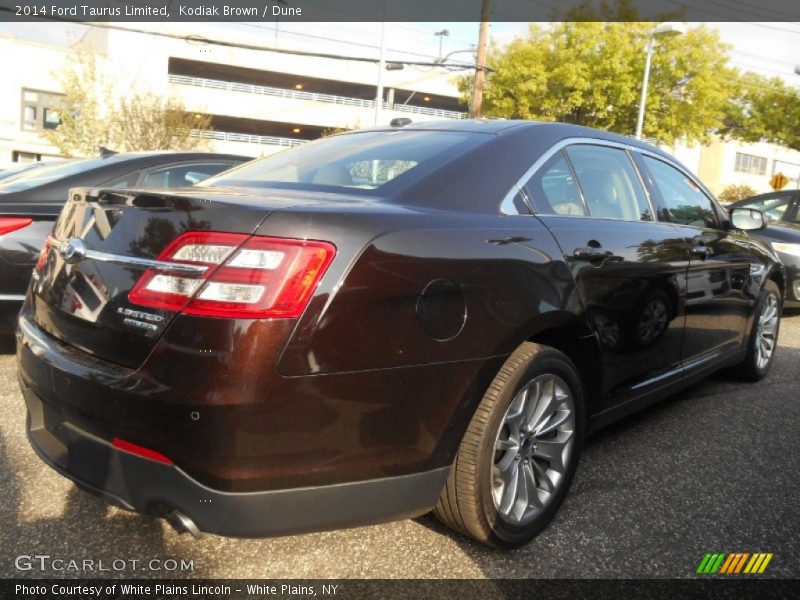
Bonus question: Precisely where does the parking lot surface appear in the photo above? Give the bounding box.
[1,312,798,579]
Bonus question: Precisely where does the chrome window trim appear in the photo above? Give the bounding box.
[634,151,725,229]
[499,136,692,223]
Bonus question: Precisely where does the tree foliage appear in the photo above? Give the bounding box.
[43,51,114,157]
[720,72,800,151]
[114,93,212,152]
[464,21,736,144]
[45,50,212,157]
[717,183,757,204]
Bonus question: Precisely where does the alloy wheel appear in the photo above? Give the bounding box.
[491,374,576,526]
[755,293,779,370]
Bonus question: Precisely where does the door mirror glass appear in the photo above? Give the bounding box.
[730,207,767,231]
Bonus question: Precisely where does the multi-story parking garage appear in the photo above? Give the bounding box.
[0,24,467,165]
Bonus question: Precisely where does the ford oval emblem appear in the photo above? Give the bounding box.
[59,237,87,265]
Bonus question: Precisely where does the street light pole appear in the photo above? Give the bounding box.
[374,20,387,126]
[634,22,686,140]
[635,37,655,140]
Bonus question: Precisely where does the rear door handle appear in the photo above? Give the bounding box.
[573,247,613,261]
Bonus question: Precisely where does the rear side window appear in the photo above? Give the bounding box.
[643,156,718,229]
[142,162,236,188]
[566,145,652,221]
[523,151,586,216]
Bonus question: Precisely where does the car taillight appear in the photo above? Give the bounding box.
[0,217,32,236]
[129,231,336,319]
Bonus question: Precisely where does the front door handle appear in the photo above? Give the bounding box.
[573,247,613,261]
[692,245,712,259]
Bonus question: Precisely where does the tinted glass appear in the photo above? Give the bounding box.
[142,163,236,188]
[738,196,790,223]
[101,171,141,189]
[523,151,585,216]
[202,130,487,195]
[566,145,652,221]
[0,158,109,192]
[643,156,718,228]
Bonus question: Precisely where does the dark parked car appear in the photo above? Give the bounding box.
[0,152,249,333]
[0,160,65,183]
[728,190,800,306]
[16,121,784,548]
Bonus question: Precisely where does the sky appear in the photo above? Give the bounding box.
[1,20,798,83]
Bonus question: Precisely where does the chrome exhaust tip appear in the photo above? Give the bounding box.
[166,510,203,538]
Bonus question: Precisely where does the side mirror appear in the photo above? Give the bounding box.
[730,207,767,231]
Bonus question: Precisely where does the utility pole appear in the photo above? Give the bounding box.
[470,0,491,119]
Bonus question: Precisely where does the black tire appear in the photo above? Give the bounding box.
[731,280,782,382]
[433,342,585,548]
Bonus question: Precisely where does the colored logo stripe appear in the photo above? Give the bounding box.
[697,553,773,574]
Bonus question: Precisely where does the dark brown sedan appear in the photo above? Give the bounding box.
[16,121,784,547]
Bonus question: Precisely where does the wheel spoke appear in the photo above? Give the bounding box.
[496,437,518,452]
[530,458,556,493]
[498,461,519,515]
[534,409,570,436]
[533,434,572,473]
[522,461,543,509]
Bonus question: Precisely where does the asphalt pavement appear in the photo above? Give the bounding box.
[1,312,798,580]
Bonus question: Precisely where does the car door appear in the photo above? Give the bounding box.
[635,154,754,367]
[520,141,690,412]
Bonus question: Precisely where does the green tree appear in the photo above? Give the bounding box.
[45,50,212,157]
[717,183,757,204]
[464,20,737,144]
[43,51,114,157]
[113,92,212,152]
[721,71,800,151]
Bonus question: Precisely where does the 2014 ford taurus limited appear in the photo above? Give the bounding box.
[16,120,784,548]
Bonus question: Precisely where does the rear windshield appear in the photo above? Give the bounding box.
[201,130,487,195]
[0,158,109,192]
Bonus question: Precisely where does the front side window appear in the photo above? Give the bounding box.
[565,145,652,221]
[522,151,585,216]
[643,156,719,229]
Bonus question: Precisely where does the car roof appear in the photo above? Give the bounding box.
[86,151,250,164]
[354,119,676,161]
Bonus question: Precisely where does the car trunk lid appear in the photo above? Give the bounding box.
[28,187,282,368]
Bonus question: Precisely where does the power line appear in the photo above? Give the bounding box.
[714,0,800,21]
[0,11,479,71]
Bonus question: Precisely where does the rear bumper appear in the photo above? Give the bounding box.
[21,380,449,537]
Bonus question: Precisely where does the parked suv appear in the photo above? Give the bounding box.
[17,121,783,548]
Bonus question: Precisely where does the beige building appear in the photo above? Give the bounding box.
[672,138,800,197]
[0,24,467,168]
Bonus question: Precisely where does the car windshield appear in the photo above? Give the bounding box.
[738,197,790,222]
[201,130,487,195]
[0,158,108,193]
